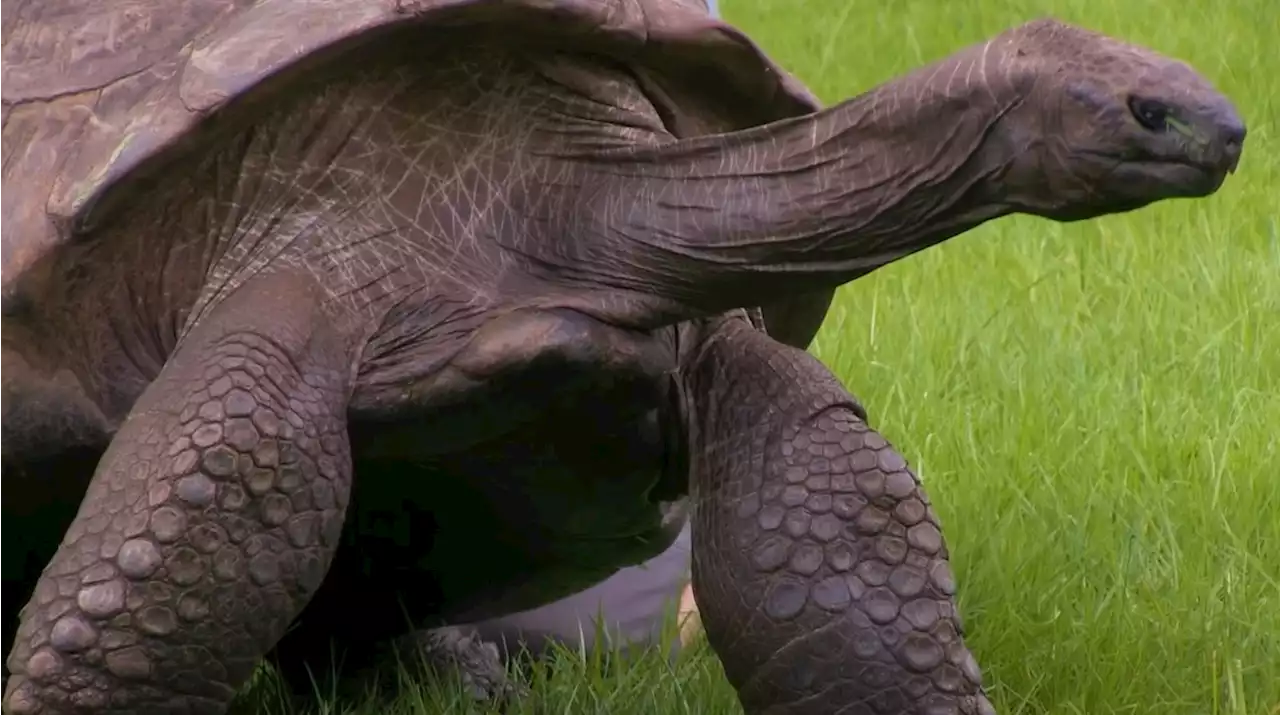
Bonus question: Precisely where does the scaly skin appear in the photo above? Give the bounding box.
[1,7,1248,714]
[4,273,353,714]
[686,315,994,715]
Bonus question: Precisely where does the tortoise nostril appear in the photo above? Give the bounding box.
[1219,121,1246,150]
[1213,116,1246,172]
[1128,96,1171,132]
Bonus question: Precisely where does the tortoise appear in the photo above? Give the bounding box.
[0,0,1246,712]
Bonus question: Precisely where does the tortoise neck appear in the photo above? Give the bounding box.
[579,61,1026,320]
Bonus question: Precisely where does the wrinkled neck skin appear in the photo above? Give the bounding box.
[531,53,1029,328]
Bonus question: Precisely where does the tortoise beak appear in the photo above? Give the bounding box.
[1205,103,1246,174]
[1187,101,1246,174]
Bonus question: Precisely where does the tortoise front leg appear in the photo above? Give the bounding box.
[684,317,995,715]
[3,273,354,715]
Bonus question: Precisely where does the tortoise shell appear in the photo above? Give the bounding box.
[1,0,820,295]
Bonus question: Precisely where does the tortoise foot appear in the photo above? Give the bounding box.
[394,626,525,705]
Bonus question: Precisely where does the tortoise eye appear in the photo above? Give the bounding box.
[1128,96,1171,132]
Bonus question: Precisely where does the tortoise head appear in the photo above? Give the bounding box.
[988,19,1246,220]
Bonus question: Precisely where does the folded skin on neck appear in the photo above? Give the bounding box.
[509,19,1244,330]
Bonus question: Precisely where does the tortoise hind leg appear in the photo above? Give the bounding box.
[3,271,357,715]
[367,626,519,704]
[268,621,518,708]
[684,316,995,715]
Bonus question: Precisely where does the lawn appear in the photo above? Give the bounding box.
[235,0,1279,712]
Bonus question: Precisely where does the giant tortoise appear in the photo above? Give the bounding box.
[1,0,1245,713]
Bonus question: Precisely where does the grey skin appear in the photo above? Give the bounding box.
[0,0,1246,712]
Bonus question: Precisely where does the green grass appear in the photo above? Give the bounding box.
[237,0,1278,712]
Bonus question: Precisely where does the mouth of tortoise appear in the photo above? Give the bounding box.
[1138,158,1230,195]
[1087,150,1231,196]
